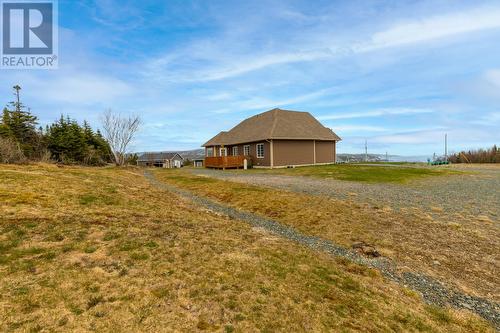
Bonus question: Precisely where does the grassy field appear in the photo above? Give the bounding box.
[0,164,494,332]
[154,169,499,303]
[241,164,459,183]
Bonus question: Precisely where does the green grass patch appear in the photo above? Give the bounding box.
[79,194,100,205]
[425,305,453,323]
[79,193,118,206]
[39,251,57,260]
[160,172,217,186]
[83,245,98,254]
[102,231,119,241]
[118,240,143,252]
[151,286,171,298]
[129,251,149,261]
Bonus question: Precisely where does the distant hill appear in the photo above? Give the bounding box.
[337,154,383,163]
[178,149,205,160]
[134,149,205,161]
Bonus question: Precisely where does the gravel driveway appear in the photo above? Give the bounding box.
[188,166,500,220]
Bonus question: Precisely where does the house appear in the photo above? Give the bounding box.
[137,152,184,168]
[202,108,341,168]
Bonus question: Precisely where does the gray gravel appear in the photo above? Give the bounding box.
[145,170,500,329]
[187,167,500,220]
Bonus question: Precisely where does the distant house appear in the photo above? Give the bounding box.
[202,108,341,168]
[137,152,183,168]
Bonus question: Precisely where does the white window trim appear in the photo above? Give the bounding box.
[206,147,214,157]
[232,146,239,156]
[243,145,250,156]
[219,148,227,157]
[256,143,264,159]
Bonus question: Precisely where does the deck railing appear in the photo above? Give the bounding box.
[205,156,250,169]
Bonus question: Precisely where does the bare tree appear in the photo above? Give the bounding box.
[101,109,141,166]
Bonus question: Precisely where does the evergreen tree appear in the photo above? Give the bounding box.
[0,86,40,158]
[125,153,139,165]
[0,108,12,137]
[1,85,112,165]
[46,116,111,165]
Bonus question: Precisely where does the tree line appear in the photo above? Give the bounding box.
[0,85,140,165]
[448,145,499,163]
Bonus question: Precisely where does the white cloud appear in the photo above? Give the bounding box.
[318,108,434,121]
[144,6,500,83]
[359,7,500,51]
[472,112,500,126]
[147,49,332,83]
[334,125,387,132]
[484,69,500,88]
[240,87,336,110]
[206,92,234,101]
[83,0,147,31]
[201,51,330,82]
[487,112,500,122]
[22,73,133,105]
[369,126,497,146]
[211,108,233,114]
[209,87,337,113]
[371,129,445,145]
[456,68,500,101]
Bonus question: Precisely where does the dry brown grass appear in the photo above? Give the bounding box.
[154,169,499,303]
[448,163,500,171]
[0,164,494,332]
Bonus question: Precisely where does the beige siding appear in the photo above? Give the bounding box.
[273,140,315,166]
[315,141,335,164]
[250,142,270,167]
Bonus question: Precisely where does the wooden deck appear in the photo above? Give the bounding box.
[205,156,249,169]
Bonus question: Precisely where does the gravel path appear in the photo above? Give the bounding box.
[145,170,500,329]
[187,167,500,220]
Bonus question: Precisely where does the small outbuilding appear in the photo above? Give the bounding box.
[137,152,184,168]
[193,159,204,168]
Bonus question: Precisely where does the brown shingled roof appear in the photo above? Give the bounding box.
[202,108,341,147]
[137,152,182,162]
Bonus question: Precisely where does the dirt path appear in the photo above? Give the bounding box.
[187,167,500,220]
[144,171,500,328]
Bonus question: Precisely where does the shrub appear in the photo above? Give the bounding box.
[0,137,25,163]
[448,145,499,163]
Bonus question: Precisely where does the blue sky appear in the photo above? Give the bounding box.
[2,0,500,156]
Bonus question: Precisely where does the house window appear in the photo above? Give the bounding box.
[206,148,214,157]
[244,145,250,156]
[257,143,264,158]
[232,146,239,156]
[220,148,227,156]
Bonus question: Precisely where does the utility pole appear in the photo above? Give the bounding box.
[444,133,448,161]
[386,151,388,162]
[365,139,368,162]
